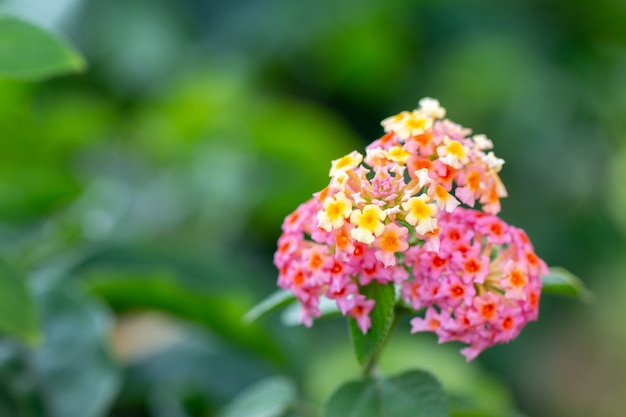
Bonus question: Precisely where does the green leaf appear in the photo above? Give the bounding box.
[0,257,39,345]
[541,267,593,302]
[349,282,395,366]
[243,290,296,324]
[0,15,86,80]
[321,370,449,417]
[217,376,298,417]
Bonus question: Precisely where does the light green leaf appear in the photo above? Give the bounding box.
[541,267,593,302]
[243,290,296,324]
[349,282,396,366]
[321,370,449,417]
[217,376,298,417]
[0,258,39,345]
[0,15,86,80]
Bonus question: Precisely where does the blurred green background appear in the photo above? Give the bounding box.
[0,0,625,416]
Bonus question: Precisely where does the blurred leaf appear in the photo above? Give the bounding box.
[217,376,297,417]
[0,81,114,222]
[0,15,85,80]
[73,245,254,293]
[541,267,593,302]
[349,282,395,367]
[0,258,38,345]
[320,370,448,417]
[243,290,296,324]
[117,328,276,417]
[83,266,287,365]
[32,288,120,417]
[0,341,46,417]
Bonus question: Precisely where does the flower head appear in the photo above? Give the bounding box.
[273,98,538,362]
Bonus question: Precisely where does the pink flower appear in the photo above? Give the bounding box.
[374,223,409,267]
[349,296,376,334]
[407,207,546,360]
[272,98,544,362]
[411,307,444,333]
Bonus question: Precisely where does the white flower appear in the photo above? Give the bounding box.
[472,134,493,150]
[418,97,446,119]
[483,151,505,171]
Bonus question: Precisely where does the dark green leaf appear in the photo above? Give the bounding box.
[321,370,449,417]
[0,15,86,80]
[0,258,39,345]
[349,282,395,366]
[217,376,297,417]
[541,267,593,302]
[243,290,296,324]
[0,340,47,417]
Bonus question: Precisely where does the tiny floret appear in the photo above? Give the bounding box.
[402,195,438,235]
[418,97,446,119]
[317,192,352,231]
[350,205,386,244]
[437,136,469,169]
[330,151,363,177]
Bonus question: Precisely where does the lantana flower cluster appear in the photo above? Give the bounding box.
[273,98,546,360]
[406,208,546,360]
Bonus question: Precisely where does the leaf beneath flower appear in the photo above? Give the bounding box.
[321,370,448,417]
[243,289,296,324]
[541,267,593,302]
[348,282,396,366]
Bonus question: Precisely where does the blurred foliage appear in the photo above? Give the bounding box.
[0,0,625,416]
[0,15,85,81]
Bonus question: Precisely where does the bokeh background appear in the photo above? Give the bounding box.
[1,0,625,416]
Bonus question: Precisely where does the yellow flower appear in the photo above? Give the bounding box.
[329,151,363,177]
[385,146,411,164]
[381,110,433,140]
[402,195,438,235]
[437,136,469,169]
[381,111,410,133]
[350,204,386,244]
[317,192,352,231]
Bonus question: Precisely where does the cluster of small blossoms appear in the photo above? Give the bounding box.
[273,98,546,360]
[373,97,507,215]
[404,208,547,361]
[275,197,385,333]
